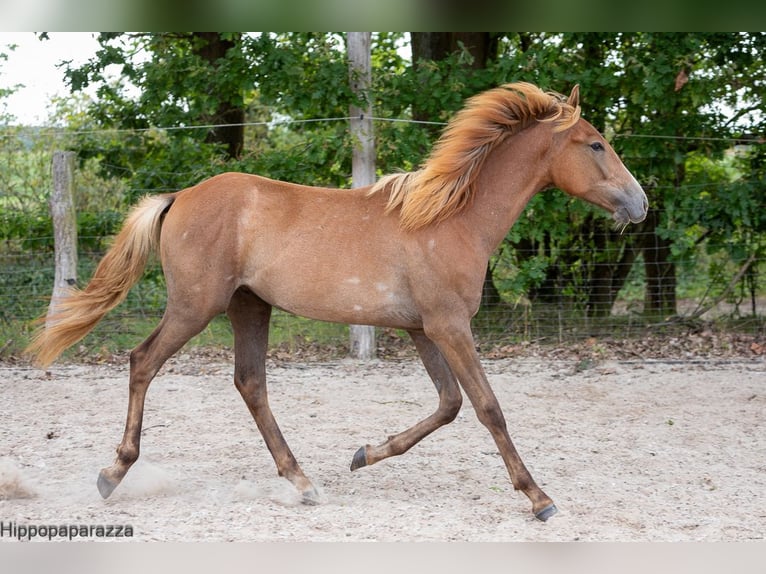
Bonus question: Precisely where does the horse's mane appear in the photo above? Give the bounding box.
[371,82,581,231]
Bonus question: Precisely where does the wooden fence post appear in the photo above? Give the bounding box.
[47,151,78,324]
[348,32,376,360]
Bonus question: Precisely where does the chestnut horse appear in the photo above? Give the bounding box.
[27,82,647,521]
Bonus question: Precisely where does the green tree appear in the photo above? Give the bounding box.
[56,32,765,324]
[488,33,765,320]
[63,33,252,195]
[614,32,765,318]
[0,46,19,125]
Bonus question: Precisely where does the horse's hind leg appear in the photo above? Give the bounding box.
[97,304,215,498]
[227,288,319,504]
[350,329,463,470]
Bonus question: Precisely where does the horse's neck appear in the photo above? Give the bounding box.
[461,126,552,256]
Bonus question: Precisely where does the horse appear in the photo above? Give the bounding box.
[27,82,647,522]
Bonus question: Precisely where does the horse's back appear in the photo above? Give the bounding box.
[157,172,420,326]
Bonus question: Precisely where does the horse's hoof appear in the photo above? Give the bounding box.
[350,446,367,471]
[301,488,321,506]
[97,472,118,499]
[534,503,558,522]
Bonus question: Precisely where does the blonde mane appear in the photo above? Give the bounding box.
[371,82,581,231]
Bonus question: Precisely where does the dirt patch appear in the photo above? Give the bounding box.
[1,354,764,541]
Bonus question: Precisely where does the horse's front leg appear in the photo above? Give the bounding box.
[426,320,558,521]
[350,329,463,470]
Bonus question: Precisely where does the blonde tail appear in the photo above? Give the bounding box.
[26,194,177,367]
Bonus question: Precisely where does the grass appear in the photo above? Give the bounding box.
[0,310,355,364]
[3,297,763,365]
[1,252,763,363]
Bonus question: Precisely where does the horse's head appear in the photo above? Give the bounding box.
[548,86,648,227]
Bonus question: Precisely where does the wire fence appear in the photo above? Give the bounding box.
[1,118,764,362]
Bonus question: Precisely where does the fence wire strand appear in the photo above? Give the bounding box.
[1,116,764,362]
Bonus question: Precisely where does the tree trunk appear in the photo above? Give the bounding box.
[193,32,245,160]
[586,224,643,317]
[410,32,495,124]
[410,32,452,68]
[481,264,502,308]
[642,208,677,318]
[587,249,642,317]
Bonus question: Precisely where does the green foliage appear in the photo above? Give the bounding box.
[0,45,21,125]
[485,33,766,316]
[2,33,765,351]
[252,33,352,117]
[0,208,126,255]
[0,209,51,245]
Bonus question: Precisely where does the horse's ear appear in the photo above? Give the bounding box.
[567,84,580,107]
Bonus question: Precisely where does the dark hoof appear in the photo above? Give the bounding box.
[97,472,118,499]
[350,446,367,471]
[534,503,558,522]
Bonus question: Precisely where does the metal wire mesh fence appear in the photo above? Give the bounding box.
[1,123,764,362]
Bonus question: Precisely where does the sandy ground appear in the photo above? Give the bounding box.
[1,354,764,542]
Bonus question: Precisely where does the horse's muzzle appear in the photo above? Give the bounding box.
[613,190,648,225]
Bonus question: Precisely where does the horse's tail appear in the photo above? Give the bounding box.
[26,193,177,367]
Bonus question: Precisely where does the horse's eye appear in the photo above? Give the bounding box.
[590,142,605,152]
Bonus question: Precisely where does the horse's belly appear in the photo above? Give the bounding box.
[252,274,421,329]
